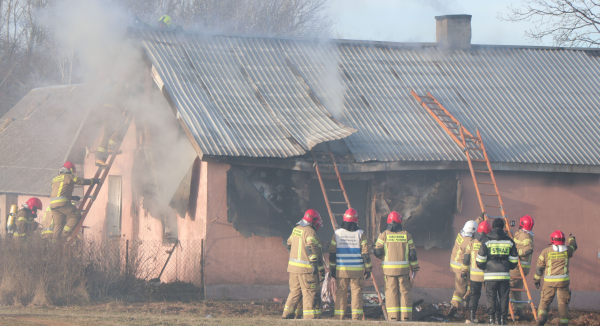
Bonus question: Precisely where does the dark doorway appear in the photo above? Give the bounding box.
[309,178,369,251]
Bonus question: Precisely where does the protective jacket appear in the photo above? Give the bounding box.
[287,225,324,274]
[513,229,534,272]
[450,232,473,273]
[374,229,419,276]
[329,227,371,278]
[51,172,92,208]
[534,237,577,287]
[14,207,36,238]
[476,229,518,281]
[462,231,485,282]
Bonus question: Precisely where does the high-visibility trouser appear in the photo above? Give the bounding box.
[451,269,469,307]
[538,283,570,325]
[282,273,321,319]
[385,274,413,321]
[509,266,530,312]
[335,277,364,320]
[97,123,122,163]
[41,228,54,239]
[52,204,82,240]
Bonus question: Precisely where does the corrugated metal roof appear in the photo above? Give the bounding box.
[140,30,356,158]
[138,29,600,165]
[0,85,90,196]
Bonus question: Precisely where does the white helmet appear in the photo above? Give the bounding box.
[461,220,478,237]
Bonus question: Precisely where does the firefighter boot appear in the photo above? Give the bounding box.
[447,305,458,317]
[499,316,505,325]
[489,315,495,325]
[537,314,548,326]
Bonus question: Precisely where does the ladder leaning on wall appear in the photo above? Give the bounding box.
[410,90,537,322]
[67,111,134,244]
[312,143,388,321]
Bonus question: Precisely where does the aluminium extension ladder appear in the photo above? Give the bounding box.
[410,91,537,322]
[67,111,133,244]
[312,143,388,321]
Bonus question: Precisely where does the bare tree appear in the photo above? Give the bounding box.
[502,0,600,47]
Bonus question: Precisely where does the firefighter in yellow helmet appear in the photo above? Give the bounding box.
[374,211,419,321]
[158,15,172,29]
[535,231,577,326]
[51,162,98,240]
[282,209,324,319]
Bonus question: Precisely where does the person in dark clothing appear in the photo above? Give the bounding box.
[476,218,518,325]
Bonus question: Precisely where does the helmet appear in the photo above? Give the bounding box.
[158,15,172,27]
[343,208,358,223]
[303,209,322,231]
[477,220,491,234]
[462,220,478,236]
[26,197,43,213]
[550,230,565,245]
[519,215,534,231]
[387,211,402,224]
[63,161,76,173]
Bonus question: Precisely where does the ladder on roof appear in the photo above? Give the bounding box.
[67,111,133,244]
[312,144,388,321]
[410,91,537,322]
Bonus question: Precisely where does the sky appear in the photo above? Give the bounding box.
[325,0,543,46]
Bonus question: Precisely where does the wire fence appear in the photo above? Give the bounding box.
[82,239,204,286]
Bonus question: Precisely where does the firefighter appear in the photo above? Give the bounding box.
[51,162,98,240]
[447,220,478,316]
[13,197,43,240]
[462,220,491,323]
[476,218,518,325]
[95,85,126,167]
[374,211,419,321]
[510,215,535,316]
[329,208,372,320]
[534,231,577,326]
[158,15,172,28]
[282,209,324,319]
[41,207,54,239]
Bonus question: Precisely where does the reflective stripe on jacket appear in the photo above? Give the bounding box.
[287,225,323,274]
[450,232,473,273]
[534,242,576,287]
[329,228,370,278]
[374,230,419,276]
[476,229,518,281]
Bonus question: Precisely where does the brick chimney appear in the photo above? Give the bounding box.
[435,15,472,50]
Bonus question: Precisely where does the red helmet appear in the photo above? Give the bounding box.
[477,220,491,234]
[519,215,534,231]
[550,230,565,245]
[26,197,43,213]
[63,161,76,173]
[303,209,322,231]
[387,211,402,224]
[343,208,358,223]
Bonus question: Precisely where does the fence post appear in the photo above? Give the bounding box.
[125,239,129,275]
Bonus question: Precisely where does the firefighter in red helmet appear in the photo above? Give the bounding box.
[51,162,98,240]
[329,208,372,320]
[374,211,419,321]
[510,215,535,317]
[461,220,491,323]
[535,230,577,326]
[13,197,43,241]
[282,209,324,319]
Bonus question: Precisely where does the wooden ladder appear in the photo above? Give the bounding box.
[67,111,134,244]
[410,91,537,322]
[312,143,388,321]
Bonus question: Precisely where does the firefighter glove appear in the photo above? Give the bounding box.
[330,267,336,278]
[569,236,577,250]
[461,273,468,281]
[364,271,371,280]
[92,178,100,185]
[311,263,318,275]
[534,280,540,289]
[71,196,81,201]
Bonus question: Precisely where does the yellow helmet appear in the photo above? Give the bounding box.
[158,15,172,27]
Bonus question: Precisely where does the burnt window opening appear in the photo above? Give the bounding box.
[227,166,309,245]
[308,178,369,252]
[374,171,458,250]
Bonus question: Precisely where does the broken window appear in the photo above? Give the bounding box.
[373,171,459,250]
[227,166,309,244]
